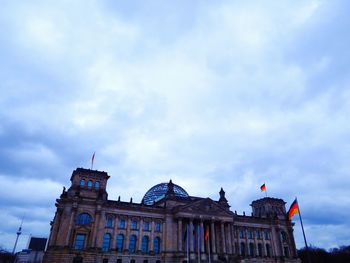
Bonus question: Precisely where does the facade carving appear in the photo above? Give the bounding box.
[43,168,300,263]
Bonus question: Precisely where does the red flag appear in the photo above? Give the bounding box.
[204,228,209,242]
[260,183,266,192]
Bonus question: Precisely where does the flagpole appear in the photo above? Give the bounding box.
[198,225,200,263]
[296,197,311,263]
[264,182,268,197]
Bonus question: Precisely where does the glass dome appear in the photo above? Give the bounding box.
[142,181,189,205]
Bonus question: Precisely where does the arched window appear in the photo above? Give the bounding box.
[266,244,271,257]
[240,242,246,256]
[129,235,137,253]
[258,243,263,257]
[153,237,161,254]
[76,213,92,225]
[249,243,255,256]
[95,181,100,189]
[80,179,85,187]
[116,234,124,252]
[87,180,93,188]
[141,236,149,253]
[102,233,111,252]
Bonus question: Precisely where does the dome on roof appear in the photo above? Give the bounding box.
[142,181,189,205]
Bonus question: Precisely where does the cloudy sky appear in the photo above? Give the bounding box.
[1,0,350,252]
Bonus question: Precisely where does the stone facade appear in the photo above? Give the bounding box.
[43,168,300,263]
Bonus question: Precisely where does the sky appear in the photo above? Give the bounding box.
[0,0,350,252]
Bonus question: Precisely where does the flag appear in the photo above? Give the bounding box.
[91,152,95,169]
[288,198,299,220]
[204,227,209,242]
[260,183,266,192]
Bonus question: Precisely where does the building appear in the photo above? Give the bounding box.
[15,237,47,263]
[43,168,300,263]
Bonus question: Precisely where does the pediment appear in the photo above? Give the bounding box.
[174,198,233,218]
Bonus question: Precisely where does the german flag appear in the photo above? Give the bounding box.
[204,228,209,242]
[260,183,266,192]
[288,198,299,220]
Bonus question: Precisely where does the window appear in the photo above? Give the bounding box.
[102,233,111,252]
[284,246,290,258]
[129,235,137,253]
[239,230,245,239]
[74,234,86,250]
[258,243,263,257]
[130,260,135,263]
[117,259,122,263]
[266,244,271,257]
[119,219,126,229]
[249,243,254,257]
[256,230,261,239]
[95,181,100,189]
[240,242,246,256]
[103,259,108,263]
[156,261,161,263]
[248,231,253,239]
[76,213,92,225]
[144,222,150,231]
[73,256,83,263]
[154,237,161,254]
[87,180,93,188]
[141,236,149,253]
[116,234,124,252]
[131,220,138,230]
[264,231,270,240]
[143,260,148,263]
[80,179,85,187]
[106,217,113,228]
[281,231,287,242]
[155,222,161,232]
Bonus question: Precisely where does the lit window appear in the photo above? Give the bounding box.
[74,234,86,250]
[153,237,161,254]
[141,236,149,253]
[144,222,149,231]
[129,235,137,253]
[106,217,113,228]
[76,213,92,225]
[119,219,126,229]
[95,181,100,189]
[88,180,93,188]
[102,233,111,252]
[131,220,138,230]
[155,222,161,232]
[80,179,85,187]
[116,234,124,252]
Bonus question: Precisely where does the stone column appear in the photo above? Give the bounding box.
[200,221,205,253]
[150,220,155,251]
[138,218,143,251]
[221,222,226,253]
[93,210,101,248]
[210,221,216,253]
[50,208,63,246]
[226,224,232,254]
[189,220,194,252]
[125,217,130,251]
[178,218,183,252]
[65,207,77,246]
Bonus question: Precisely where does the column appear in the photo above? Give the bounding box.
[189,220,194,252]
[125,217,130,250]
[221,222,226,253]
[200,221,205,253]
[65,207,76,246]
[178,218,183,252]
[93,211,101,248]
[138,218,143,251]
[150,220,155,251]
[226,224,232,254]
[50,209,63,246]
[210,221,216,253]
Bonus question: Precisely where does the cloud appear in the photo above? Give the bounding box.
[0,0,350,252]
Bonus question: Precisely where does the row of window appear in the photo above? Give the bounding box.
[240,242,271,257]
[106,218,161,232]
[76,213,162,232]
[74,233,161,254]
[73,258,161,263]
[239,229,270,240]
[80,179,100,189]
